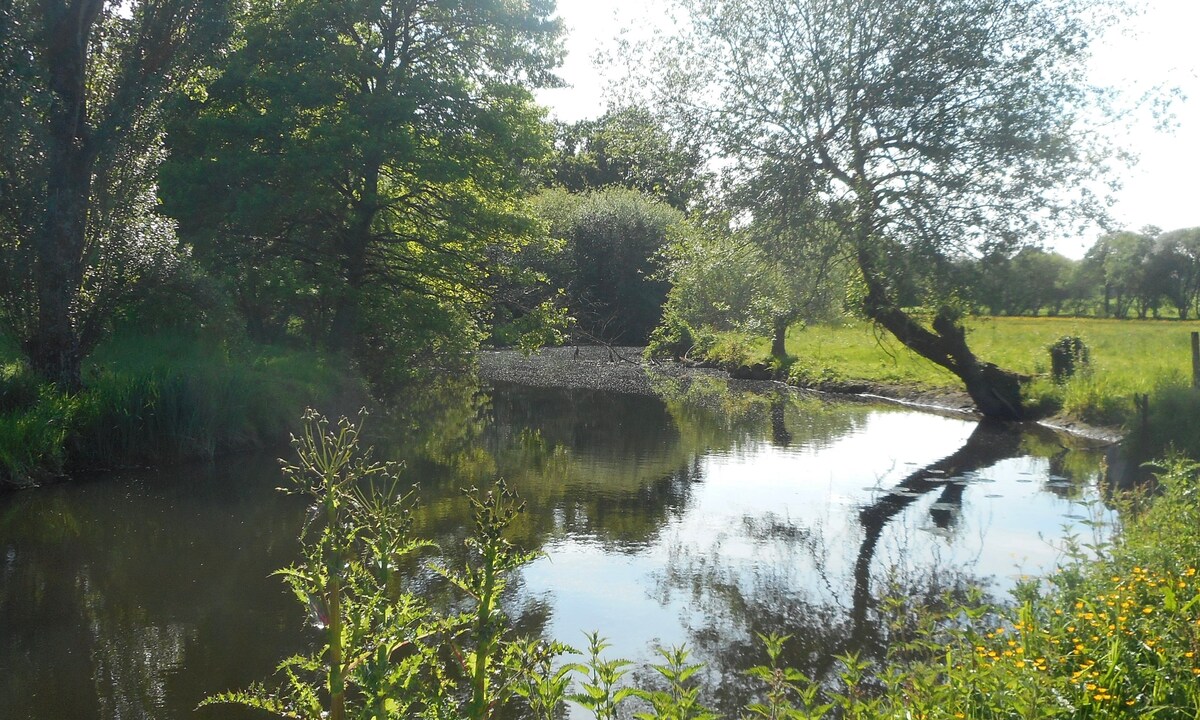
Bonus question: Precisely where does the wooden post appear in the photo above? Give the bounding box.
[1192,331,1200,389]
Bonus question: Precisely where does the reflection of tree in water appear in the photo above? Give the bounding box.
[648,420,1028,715]
[0,375,1112,719]
[850,421,1022,651]
[0,459,309,720]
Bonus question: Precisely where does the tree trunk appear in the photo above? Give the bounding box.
[857,249,1025,420]
[770,314,789,359]
[29,0,105,391]
[328,165,379,350]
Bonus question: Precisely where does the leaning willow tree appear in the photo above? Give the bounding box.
[641,0,1128,419]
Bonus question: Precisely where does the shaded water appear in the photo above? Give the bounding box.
[0,376,1114,718]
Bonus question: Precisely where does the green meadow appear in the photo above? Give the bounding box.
[699,316,1200,430]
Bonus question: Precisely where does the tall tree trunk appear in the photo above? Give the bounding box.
[328,232,368,350]
[857,248,1025,420]
[328,164,379,349]
[30,0,104,391]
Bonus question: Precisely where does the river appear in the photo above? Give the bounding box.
[0,373,1115,718]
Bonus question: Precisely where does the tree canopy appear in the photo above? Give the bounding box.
[635,0,1129,418]
[160,0,562,381]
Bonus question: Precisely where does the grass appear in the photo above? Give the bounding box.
[0,331,365,487]
[689,316,1200,431]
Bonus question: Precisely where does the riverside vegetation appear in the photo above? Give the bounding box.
[655,316,1200,456]
[212,411,1200,720]
[0,331,364,487]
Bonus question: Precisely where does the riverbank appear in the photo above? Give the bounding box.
[654,316,1200,447]
[0,332,367,488]
[480,344,1123,444]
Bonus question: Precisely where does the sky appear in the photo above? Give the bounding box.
[534,0,1200,259]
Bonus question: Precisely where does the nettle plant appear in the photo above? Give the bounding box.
[201,410,726,720]
[201,410,565,720]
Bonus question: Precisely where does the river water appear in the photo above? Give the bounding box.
[0,375,1115,718]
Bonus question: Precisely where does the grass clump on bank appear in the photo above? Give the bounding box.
[0,332,364,488]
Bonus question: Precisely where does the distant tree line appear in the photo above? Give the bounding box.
[955,228,1200,319]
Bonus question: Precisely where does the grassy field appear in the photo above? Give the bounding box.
[698,316,1200,429]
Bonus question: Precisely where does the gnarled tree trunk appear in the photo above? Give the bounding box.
[858,249,1025,421]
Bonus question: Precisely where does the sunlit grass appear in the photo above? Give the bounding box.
[698,316,1200,429]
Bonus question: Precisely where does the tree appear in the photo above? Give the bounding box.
[1149,228,1200,319]
[658,217,848,359]
[1087,230,1154,318]
[0,0,231,389]
[161,0,561,376]
[638,0,1128,419]
[532,187,684,345]
[548,106,708,211]
[1010,248,1075,317]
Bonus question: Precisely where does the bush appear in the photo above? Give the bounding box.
[1049,335,1090,382]
[646,310,695,359]
[0,333,364,487]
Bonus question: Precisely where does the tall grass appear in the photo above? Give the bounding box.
[0,332,364,487]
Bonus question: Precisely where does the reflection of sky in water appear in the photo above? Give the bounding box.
[0,386,1115,720]
[521,408,1113,672]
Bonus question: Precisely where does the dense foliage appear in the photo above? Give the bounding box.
[517,187,685,345]
[633,0,1132,419]
[160,0,562,383]
[0,0,233,389]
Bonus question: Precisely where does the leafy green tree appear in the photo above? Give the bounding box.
[162,0,562,377]
[1149,228,1200,319]
[1087,231,1155,318]
[0,0,231,389]
[660,215,848,359]
[549,106,708,211]
[1010,248,1076,317]
[531,187,685,345]
[637,0,1130,419]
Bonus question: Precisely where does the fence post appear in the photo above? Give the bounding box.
[1192,331,1199,389]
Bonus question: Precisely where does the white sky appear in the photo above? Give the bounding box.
[534,0,1200,259]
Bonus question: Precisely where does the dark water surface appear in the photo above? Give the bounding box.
[0,377,1114,718]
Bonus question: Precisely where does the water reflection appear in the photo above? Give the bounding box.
[0,375,1112,719]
